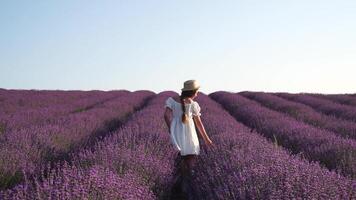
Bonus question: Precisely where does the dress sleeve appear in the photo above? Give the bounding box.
[164,97,172,109]
[192,102,202,116]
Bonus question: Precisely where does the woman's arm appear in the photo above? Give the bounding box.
[164,107,172,133]
[193,115,212,144]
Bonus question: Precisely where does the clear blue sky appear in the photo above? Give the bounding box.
[1,1,355,94]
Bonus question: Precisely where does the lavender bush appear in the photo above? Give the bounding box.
[0,91,153,190]
[210,91,356,179]
[307,93,356,107]
[0,90,129,133]
[239,91,356,140]
[275,92,356,123]
[1,91,178,199]
[1,162,155,200]
[188,92,356,199]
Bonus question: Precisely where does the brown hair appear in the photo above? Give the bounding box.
[180,89,198,123]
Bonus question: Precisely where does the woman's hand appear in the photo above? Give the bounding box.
[204,138,214,147]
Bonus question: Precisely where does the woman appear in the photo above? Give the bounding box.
[164,79,214,196]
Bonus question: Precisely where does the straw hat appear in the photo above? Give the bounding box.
[181,80,200,91]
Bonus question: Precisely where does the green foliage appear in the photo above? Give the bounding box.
[0,123,5,135]
[72,108,86,113]
[272,134,279,148]
[0,170,24,190]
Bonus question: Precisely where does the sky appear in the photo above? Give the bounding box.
[1,0,355,94]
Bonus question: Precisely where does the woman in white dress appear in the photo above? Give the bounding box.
[163,80,214,182]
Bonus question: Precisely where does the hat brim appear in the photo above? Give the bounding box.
[181,86,200,91]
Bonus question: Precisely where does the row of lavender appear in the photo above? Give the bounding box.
[0,89,109,113]
[0,90,128,133]
[275,92,356,123]
[1,92,178,199]
[239,91,356,140]
[0,89,90,114]
[307,93,356,107]
[187,93,356,199]
[0,91,153,190]
[210,91,356,180]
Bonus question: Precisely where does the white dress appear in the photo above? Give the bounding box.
[164,97,201,156]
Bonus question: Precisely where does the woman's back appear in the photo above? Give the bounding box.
[165,96,201,156]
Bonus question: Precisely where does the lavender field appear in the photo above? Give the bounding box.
[0,89,355,200]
